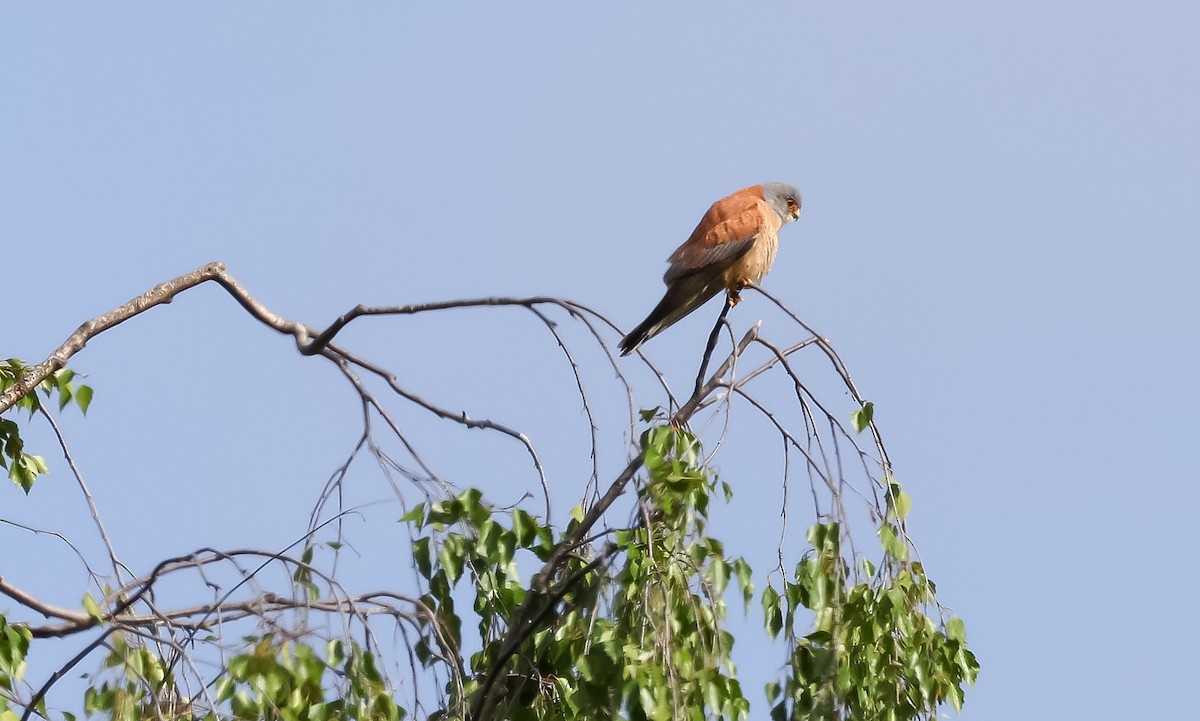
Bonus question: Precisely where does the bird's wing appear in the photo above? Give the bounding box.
[663,196,771,284]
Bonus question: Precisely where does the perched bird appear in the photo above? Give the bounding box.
[618,182,802,355]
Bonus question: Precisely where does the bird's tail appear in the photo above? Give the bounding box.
[618,277,722,356]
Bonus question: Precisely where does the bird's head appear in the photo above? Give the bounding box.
[762,182,802,223]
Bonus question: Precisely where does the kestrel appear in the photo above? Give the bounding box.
[618,182,802,356]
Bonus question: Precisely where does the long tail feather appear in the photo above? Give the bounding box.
[618,277,722,355]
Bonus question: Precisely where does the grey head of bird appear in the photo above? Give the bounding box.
[761,182,802,223]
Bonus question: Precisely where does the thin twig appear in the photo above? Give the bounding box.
[37,406,131,582]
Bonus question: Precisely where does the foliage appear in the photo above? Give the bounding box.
[0,359,92,491]
[0,616,31,721]
[394,423,976,721]
[400,425,758,721]
[76,634,403,721]
[763,522,978,720]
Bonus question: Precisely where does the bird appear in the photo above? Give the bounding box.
[618,182,802,356]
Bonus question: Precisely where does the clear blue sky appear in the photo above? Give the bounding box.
[3,3,1199,719]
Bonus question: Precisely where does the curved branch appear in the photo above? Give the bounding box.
[749,284,893,479]
[0,576,89,625]
[1,263,230,414]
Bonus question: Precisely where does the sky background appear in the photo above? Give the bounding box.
[3,2,1200,719]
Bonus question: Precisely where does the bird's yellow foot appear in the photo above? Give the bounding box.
[727,283,747,306]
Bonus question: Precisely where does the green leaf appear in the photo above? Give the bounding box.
[82,592,103,621]
[399,502,426,525]
[851,401,874,433]
[710,557,729,594]
[878,523,909,561]
[945,617,967,643]
[75,385,93,414]
[720,479,734,502]
[638,406,662,422]
[512,508,536,547]
[762,585,783,638]
[326,639,345,667]
[732,558,754,610]
[8,453,48,492]
[439,534,466,583]
[888,486,912,520]
[459,487,487,525]
[56,384,72,411]
[412,537,432,580]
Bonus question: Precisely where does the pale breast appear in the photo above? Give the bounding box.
[722,213,781,289]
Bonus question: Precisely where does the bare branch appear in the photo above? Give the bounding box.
[2,263,228,414]
[0,576,89,625]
